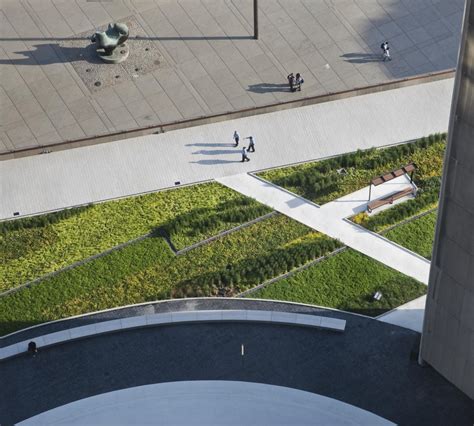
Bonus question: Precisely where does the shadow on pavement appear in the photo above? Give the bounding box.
[248,83,290,93]
[190,159,242,165]
[192,149,239,155]
[0,43,102,65]
[186,143,235,147]
[341,52,383,63]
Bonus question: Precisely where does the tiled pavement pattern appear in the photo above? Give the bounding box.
[0,0,464,153]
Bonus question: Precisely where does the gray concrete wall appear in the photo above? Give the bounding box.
[420,0,474,399]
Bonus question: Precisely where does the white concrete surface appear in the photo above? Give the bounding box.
[0,310,345,361]
[217,173,430,284]
[321,173,415,217]
[0,79,453,220]
[377,295,427,333]
[19,381,394,425]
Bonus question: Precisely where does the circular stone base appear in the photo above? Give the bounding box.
[97,43,129,64]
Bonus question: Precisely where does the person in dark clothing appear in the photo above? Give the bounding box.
[287,73,295,92]
[233,130,240,147]
[28,341,38,357]
[241,147,250,162]
[246,136,255,152]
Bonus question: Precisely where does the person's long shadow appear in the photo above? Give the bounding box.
[0,43,102,65]
[248,83,290,93]
[190,159,242,165]
[192,149,238,155]
[186,143,235,147]
[341,52,383,63]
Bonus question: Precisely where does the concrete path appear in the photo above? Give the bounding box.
[321,173,415,218]
[377,295,427,332]
[0,0,463,152]
[19,381,393,425]
[0,78,452,220]
[216,173,430,284]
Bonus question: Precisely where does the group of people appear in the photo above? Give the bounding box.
[287,73,304,92]
[233,131,255,162]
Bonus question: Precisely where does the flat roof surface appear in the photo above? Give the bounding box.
[0,0,463,153]
[1,299,472,425]
[19,381,393,425]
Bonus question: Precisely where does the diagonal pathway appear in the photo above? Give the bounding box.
[377,295,427,332]
[216,173,430,284]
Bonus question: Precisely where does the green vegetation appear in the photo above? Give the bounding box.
[384,212,437,259]
[0,215,340,336]
[260,133,445,205]
[0,183,271,292]
[250,249,426,317]
[1,135,443,336]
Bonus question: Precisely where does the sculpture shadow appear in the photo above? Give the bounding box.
[0,43,103,66]
[341,52,383,63]
[247,83,290,93]
[192,149,238,155]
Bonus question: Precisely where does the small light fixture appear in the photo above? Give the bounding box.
[373,291,383,301]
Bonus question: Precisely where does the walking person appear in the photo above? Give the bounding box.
[295,73,304,91]
[287,73,295,92]
[241,146,250,162]
[233,130,240,147]
[246,136,255,152]
[381,41,391,61]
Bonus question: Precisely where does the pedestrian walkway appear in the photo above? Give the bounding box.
[377,295,426,332]
[0,78,452,220]
[216,173,430,284]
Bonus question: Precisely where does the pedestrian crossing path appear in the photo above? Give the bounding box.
[217,173,430,332]
[217,173,430,285]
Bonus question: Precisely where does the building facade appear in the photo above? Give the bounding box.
[420,0,474,399]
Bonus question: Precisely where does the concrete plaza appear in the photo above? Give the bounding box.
[0,77,452,220]
[0,0,463,153]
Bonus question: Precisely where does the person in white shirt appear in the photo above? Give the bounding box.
[381,41,391,61]
[241,147,250,162]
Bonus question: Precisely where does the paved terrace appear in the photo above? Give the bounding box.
[0,0,463,152]
[0,78,453,220]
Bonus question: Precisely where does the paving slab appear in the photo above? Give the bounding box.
[0,0,463,152]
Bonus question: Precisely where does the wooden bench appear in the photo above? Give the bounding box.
[367,163,417,213]
[367,186,415,213]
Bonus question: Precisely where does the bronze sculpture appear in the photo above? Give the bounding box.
[91,23,129,63]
